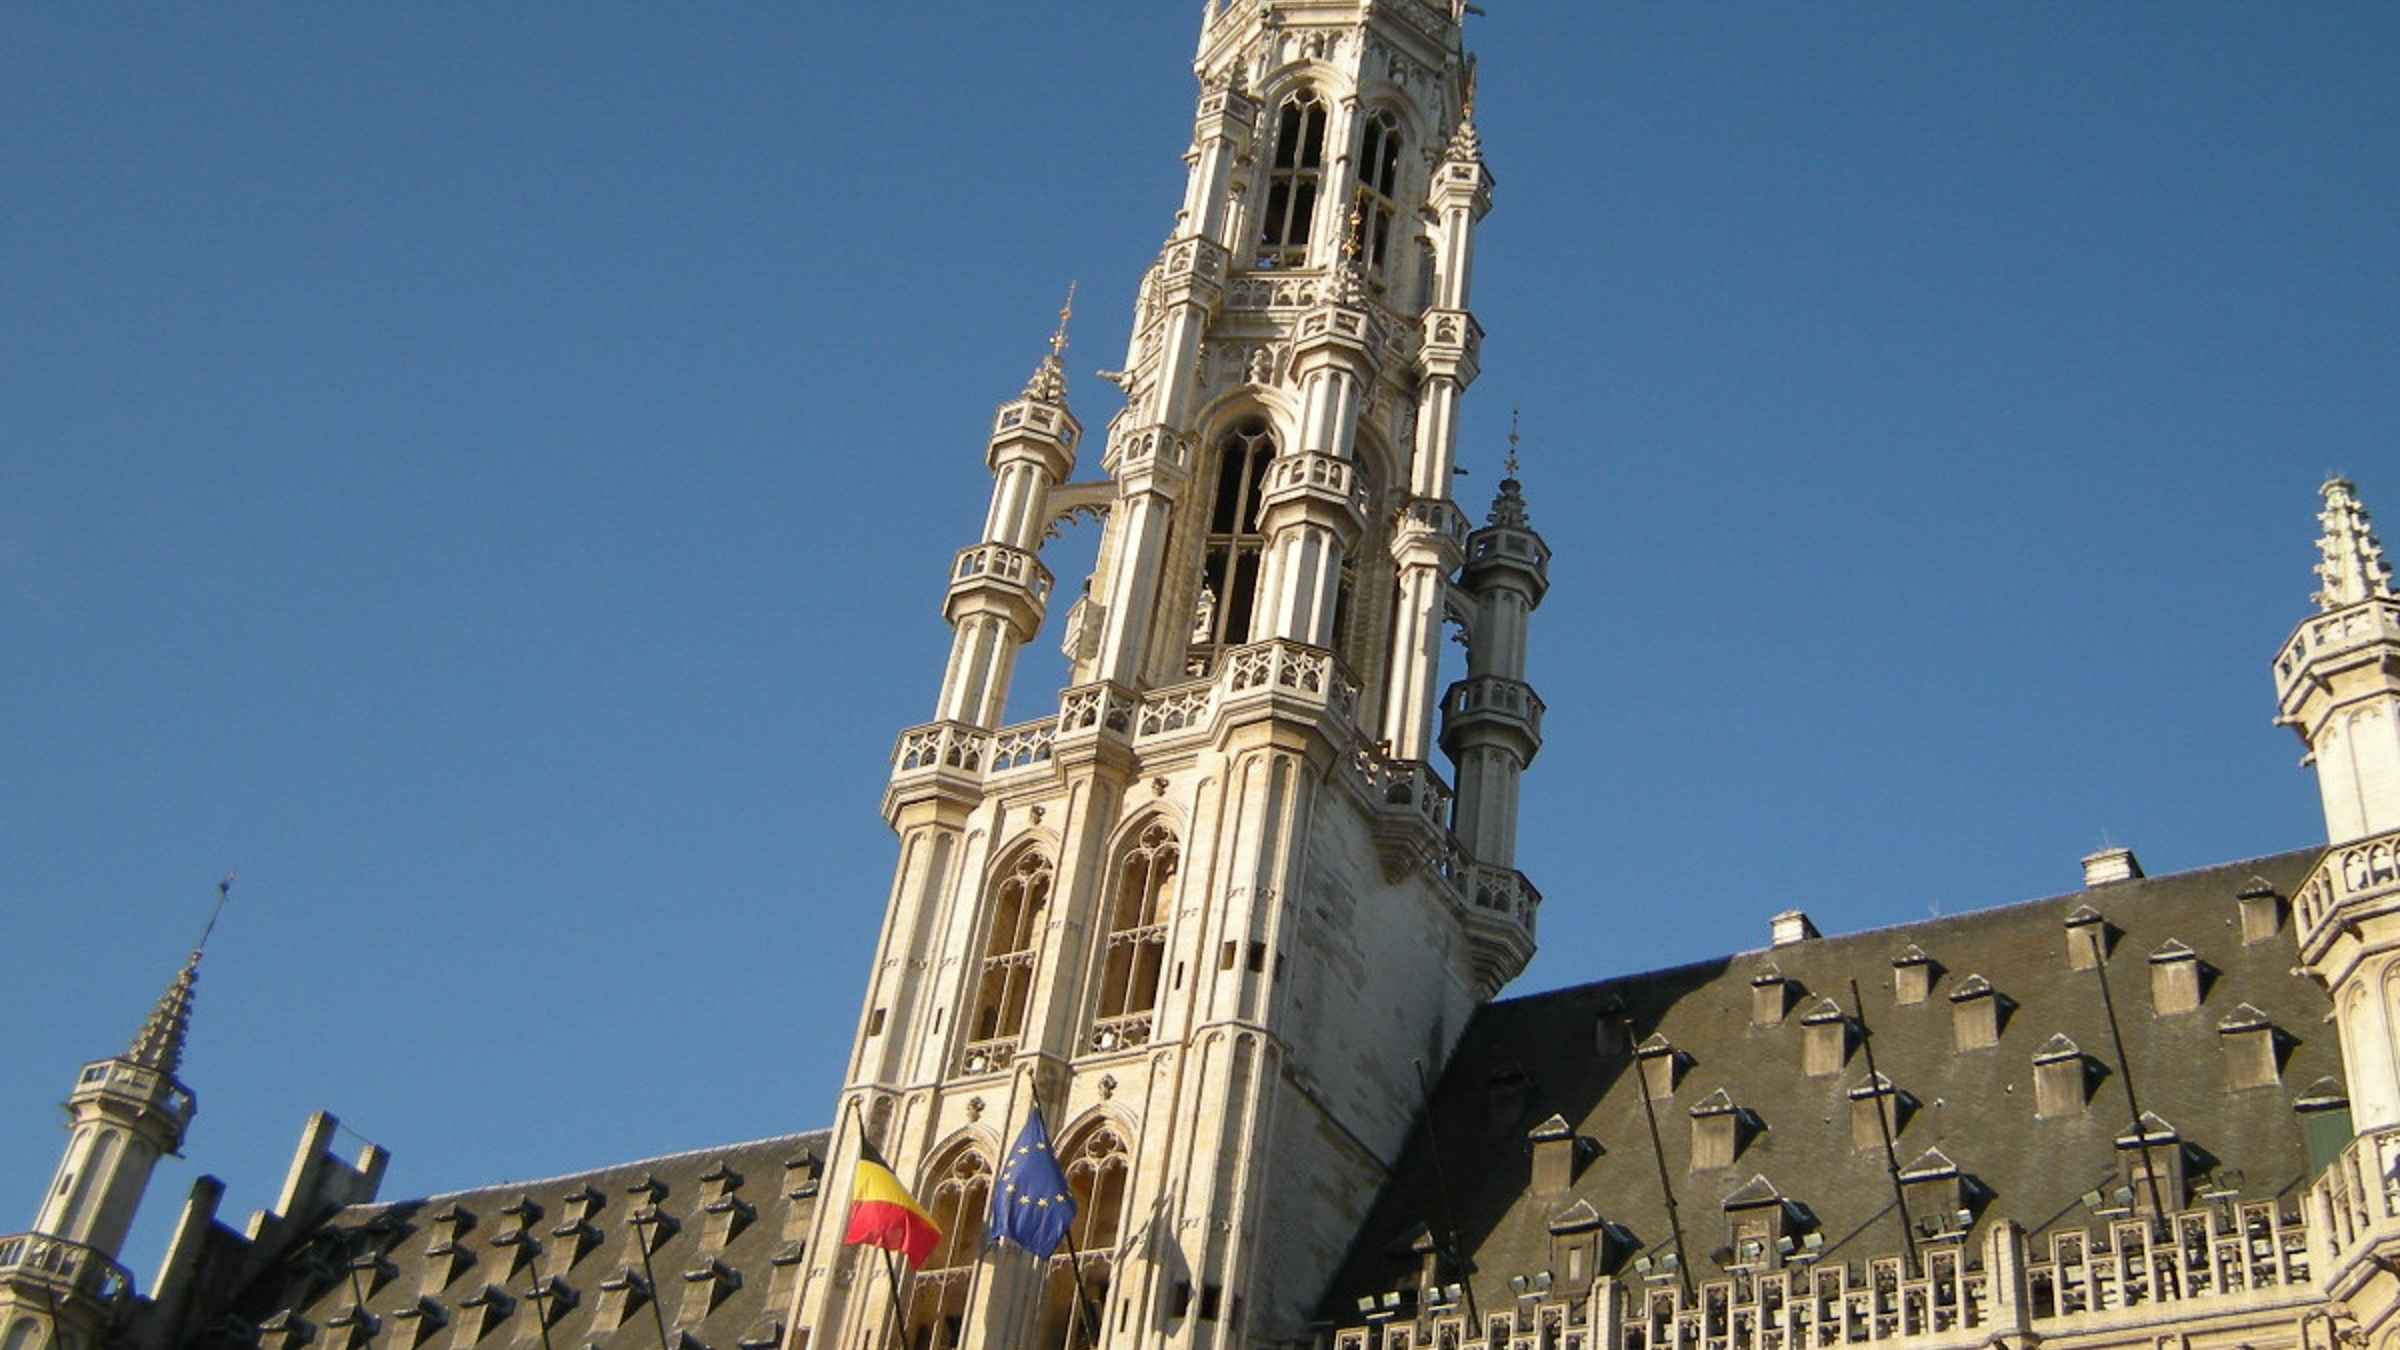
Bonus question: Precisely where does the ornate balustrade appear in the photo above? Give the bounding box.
[70,1057,196,1128]
[948,542,1054,605]
[1443,676,1546,742]
[2274,595,2400,693]
[894,722,989,775]
[2293,825,2400,960]
[1089,1010,1155,1053]
[1330,1200,2315,1350]
[957,1034,1020,1076]
[0,1232,134,1308]
[1400,497,1471,552]
[2313,1123,2400,1281]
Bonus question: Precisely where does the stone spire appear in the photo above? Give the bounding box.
[1446,55,1485,164]
[1488,407,1529,528]
[125,948,201,1076]
[1022,281,1076,404]
[2315,475,2395,612]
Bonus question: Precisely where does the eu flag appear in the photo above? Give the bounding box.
[989,1105,1077,1259]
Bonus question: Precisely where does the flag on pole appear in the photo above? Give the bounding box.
[988,1105,1077,1259]
[842,1136,942,1266]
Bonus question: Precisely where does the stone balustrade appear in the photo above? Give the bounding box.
[72,1056,197,1129]
[2312,1122,2400,1284]
[948,542,1053,606]
[0,1231,133,1308]
[1330,1199,2313,1350]
[2274,595,2400,697]
[2293,825,2400,960]
[1443,676,1546,743]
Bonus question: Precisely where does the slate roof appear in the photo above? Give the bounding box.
[1321,847,2337,1317]
[225,1131,830,1350]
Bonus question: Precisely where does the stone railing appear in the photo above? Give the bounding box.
[986,720,1056,774]
[1089,1010,1155,1053]
[1351,749,1455,834]
[1442,676,1546,742]
[1330,1203,2314,1350]
[2293,825,2400,959]
[2274,595,2400,693]
[948,542,1054,605]
[2312,1123,2400,1279]
[1136,682,1213,738]
[1399,497,1472,552]
[957,1031,1021,1076]
[894,722,988,775]
[0,1232,134,1307]
[72,1057,197,1128]
[992,396,1075,443]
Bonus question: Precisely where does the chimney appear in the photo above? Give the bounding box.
[1771,909,1821,947]
[2081,847,2143,888]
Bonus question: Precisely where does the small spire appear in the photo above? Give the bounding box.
[1023,282,1076,403]
[1447,56,1485,164]
[2314,476,2394,612]
[124,876,230,1077]
[127,949,201,1076]
[1489,410,1529,529]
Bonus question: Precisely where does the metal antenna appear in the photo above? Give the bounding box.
[1850,979,1918,1279]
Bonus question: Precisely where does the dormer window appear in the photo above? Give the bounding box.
[1258,91,1328,268]
[1349,110,1404,274]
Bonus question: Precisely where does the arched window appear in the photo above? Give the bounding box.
[1193,419,1277,666]
[2,1318,42,1350]
[1349,110,1404,274]
[1258,91,1328,268]
[1036,1124,1135,1348]
[1090,823,1179,1051]
[965,851,1053,1068]
[906,1146,990,1349]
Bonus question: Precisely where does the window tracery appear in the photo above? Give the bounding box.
[1258,91,1328,268]
[1089,823,1179,1052]
[1349,110,1404,275]
[1034,1123,1135,1348]
[964,850,1053,1069]
[905,1146,991,1349]
[1192,419,1278,665]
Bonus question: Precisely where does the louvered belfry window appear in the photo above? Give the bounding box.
[1090,823,1178,1050]
[1349,110,1404,273]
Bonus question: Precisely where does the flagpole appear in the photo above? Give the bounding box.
[880,1246,915,1350]
[1058,1226,1099,1350]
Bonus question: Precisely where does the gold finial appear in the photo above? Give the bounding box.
[1505,407,1521,478]
[1050,281,1077,360]
[1343,202,1364,262]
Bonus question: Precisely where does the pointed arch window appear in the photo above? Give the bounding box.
[1348,110,1404,274]
[1035,1124,1134,1348]
[904,1146,991,1350]
[1191,419,1277,671]
[1089,823,1179,1053]
[963,851,1053,1072]
[1258,91,1328,269]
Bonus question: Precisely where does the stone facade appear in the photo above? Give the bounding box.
[6,8,2400,1350]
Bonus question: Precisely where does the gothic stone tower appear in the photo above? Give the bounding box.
[0,954,201,1350]
[790,2,1546,1346]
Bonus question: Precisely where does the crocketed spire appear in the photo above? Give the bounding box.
[2314,476,2395,612]
[1022,281,1076,404]
[125,948,200,1076]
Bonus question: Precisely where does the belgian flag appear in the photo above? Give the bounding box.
[842,1136,942,1266]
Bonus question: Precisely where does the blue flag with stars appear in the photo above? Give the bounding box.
[989,1105,1077,1259]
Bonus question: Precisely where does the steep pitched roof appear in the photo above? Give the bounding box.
[1321,846,2333,1316]
[225,1130,830,1350]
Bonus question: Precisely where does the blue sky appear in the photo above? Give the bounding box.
[3,2,2394,1281]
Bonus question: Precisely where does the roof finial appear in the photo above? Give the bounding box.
[1023,282,1076,403]
[197,868,234,954]
[1488,410,1529,529]
[2314,476,2394,612]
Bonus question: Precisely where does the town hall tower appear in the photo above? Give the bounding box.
[789,1,1546,1345]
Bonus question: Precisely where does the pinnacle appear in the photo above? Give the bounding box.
[1488,410,1530,529]
[1021,282,1076,405]
[125,948,201,1077]
[2313,475,2394,612]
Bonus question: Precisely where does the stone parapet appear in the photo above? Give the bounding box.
[2294,825,2400,967]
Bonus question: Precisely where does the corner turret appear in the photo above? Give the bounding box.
[2275,475,2400,843]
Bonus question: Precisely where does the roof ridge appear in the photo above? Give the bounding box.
[1485,845,2323,1012]
[341,1128,833,1214]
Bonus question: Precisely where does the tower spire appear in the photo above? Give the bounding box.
[2314,475,2394,612]
[1022,281,1076,403]
[1489,407,1529,528]
[126,950,201,1076]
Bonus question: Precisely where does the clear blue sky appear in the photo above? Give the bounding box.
[4,3,2393,1282]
